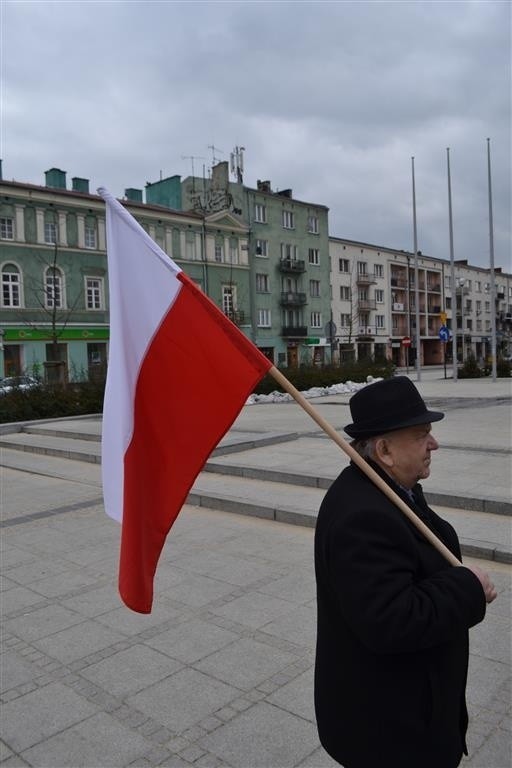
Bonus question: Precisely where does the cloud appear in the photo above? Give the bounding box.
[2,0,510,269]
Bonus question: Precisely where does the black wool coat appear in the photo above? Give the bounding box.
[314,461,486,768]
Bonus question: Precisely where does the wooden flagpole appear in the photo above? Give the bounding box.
[268,366,462,568]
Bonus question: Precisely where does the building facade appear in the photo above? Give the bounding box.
[2,163,509,381]
[180,163,331,367]
[330,237,511,366]
[0,168,253,379]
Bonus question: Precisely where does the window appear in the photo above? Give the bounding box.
[374,264,383,278]
[257,308,271,327]
[229,240,239,265]
[484,283,490,293]
[476,319,482,331]
[85,224,97,249]
[446,297,452,309]
[254,203,266,223]
[339,258,350,273]
[86,277,104,310]
[2,264,21,307]
[485,301,490,312]
[466,319,473,331]
[308,248,320,266]
[45,267,63,309]
[445,276,451,288]
[281,243,298,261]
[185,232,196,260]
[307,215,319,234]
[215,242,224,262]
[340,313,351,327]
[310,280,321,298]
[376,315,385,329]
[475,281,481,292]
[476,300,482,312]
[222,285,235,316]
[357,261,367,275]
[255,239,268,257]
[44,221,57,244]
[311,311,322,328]
[282,210,295,229]
[375,289,384,303]
[256,274,270,293]
[0,217,14,240]
[340,285,351,301]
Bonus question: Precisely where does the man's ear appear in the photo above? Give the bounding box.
[374,437,394,468]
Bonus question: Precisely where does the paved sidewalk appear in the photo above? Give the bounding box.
[1,371,511,768]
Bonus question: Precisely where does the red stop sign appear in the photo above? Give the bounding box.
[402,336,411,347]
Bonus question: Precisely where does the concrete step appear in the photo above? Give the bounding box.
[187,471,512,565]
[2,443,510,565]
[0,432,102,463]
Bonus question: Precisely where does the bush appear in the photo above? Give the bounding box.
[496,358,512,377]
[457,355,486,379]
[0,378,106,424]
[253,360,395,395]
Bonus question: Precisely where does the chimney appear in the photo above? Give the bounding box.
[124,188,143,203]
[45,168,67,189]
[72,177,89,194]
[257,180,272,193]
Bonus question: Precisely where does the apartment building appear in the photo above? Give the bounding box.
[0,167,252,379]
[330,237,511,366]
[180,162,331,367]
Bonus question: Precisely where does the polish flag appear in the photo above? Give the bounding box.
[99,188,272,613]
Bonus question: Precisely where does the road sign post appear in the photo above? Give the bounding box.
[402,336,411,374]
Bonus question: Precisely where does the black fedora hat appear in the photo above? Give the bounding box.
[345,376,444,438]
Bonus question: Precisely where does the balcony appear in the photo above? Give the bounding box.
[357,326,374,338]
[428,305,441,314]
[280,291,307,307]
[224,310,245,326]
[392,302,405,312]
[356,272,377,286]
[427,284,442,293]
[358,299,376,311]
[281,325,307,338]
[391,277,408,288]
[279,258,305,273]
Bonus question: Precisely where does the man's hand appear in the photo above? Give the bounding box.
[466,564,498,604]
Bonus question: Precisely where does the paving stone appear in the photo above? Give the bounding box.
[199,701,319,767]
[4,603,85,642]
[0,651,35,693]
[267,667,316,722]
[32,618,125,663]
[81,644,182,697]
[1,681,98,752]
[146,617,239,664]
[22,711,149,767]
[194,636,299,691]
[128,668,239,734]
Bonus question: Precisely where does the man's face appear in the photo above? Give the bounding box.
[378,423,439,489]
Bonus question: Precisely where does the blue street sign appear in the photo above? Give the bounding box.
[439,326,449,342]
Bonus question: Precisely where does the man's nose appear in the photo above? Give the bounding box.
[428,434,439,450]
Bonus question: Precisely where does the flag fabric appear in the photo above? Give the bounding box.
[99,188,272,613]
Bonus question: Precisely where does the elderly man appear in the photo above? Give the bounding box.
[314,376,496,768]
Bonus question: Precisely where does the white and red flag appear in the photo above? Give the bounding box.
[99,188,271,613]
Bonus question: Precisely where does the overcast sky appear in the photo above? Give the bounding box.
[1,0,510,270]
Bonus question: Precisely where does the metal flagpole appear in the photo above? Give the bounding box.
[446,148,458,382]
[411,157,421,381]
[487,138,497,382]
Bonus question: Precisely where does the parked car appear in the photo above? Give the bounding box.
[0,375,40,395]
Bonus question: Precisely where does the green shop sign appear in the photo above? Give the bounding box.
[3,327,110,342]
